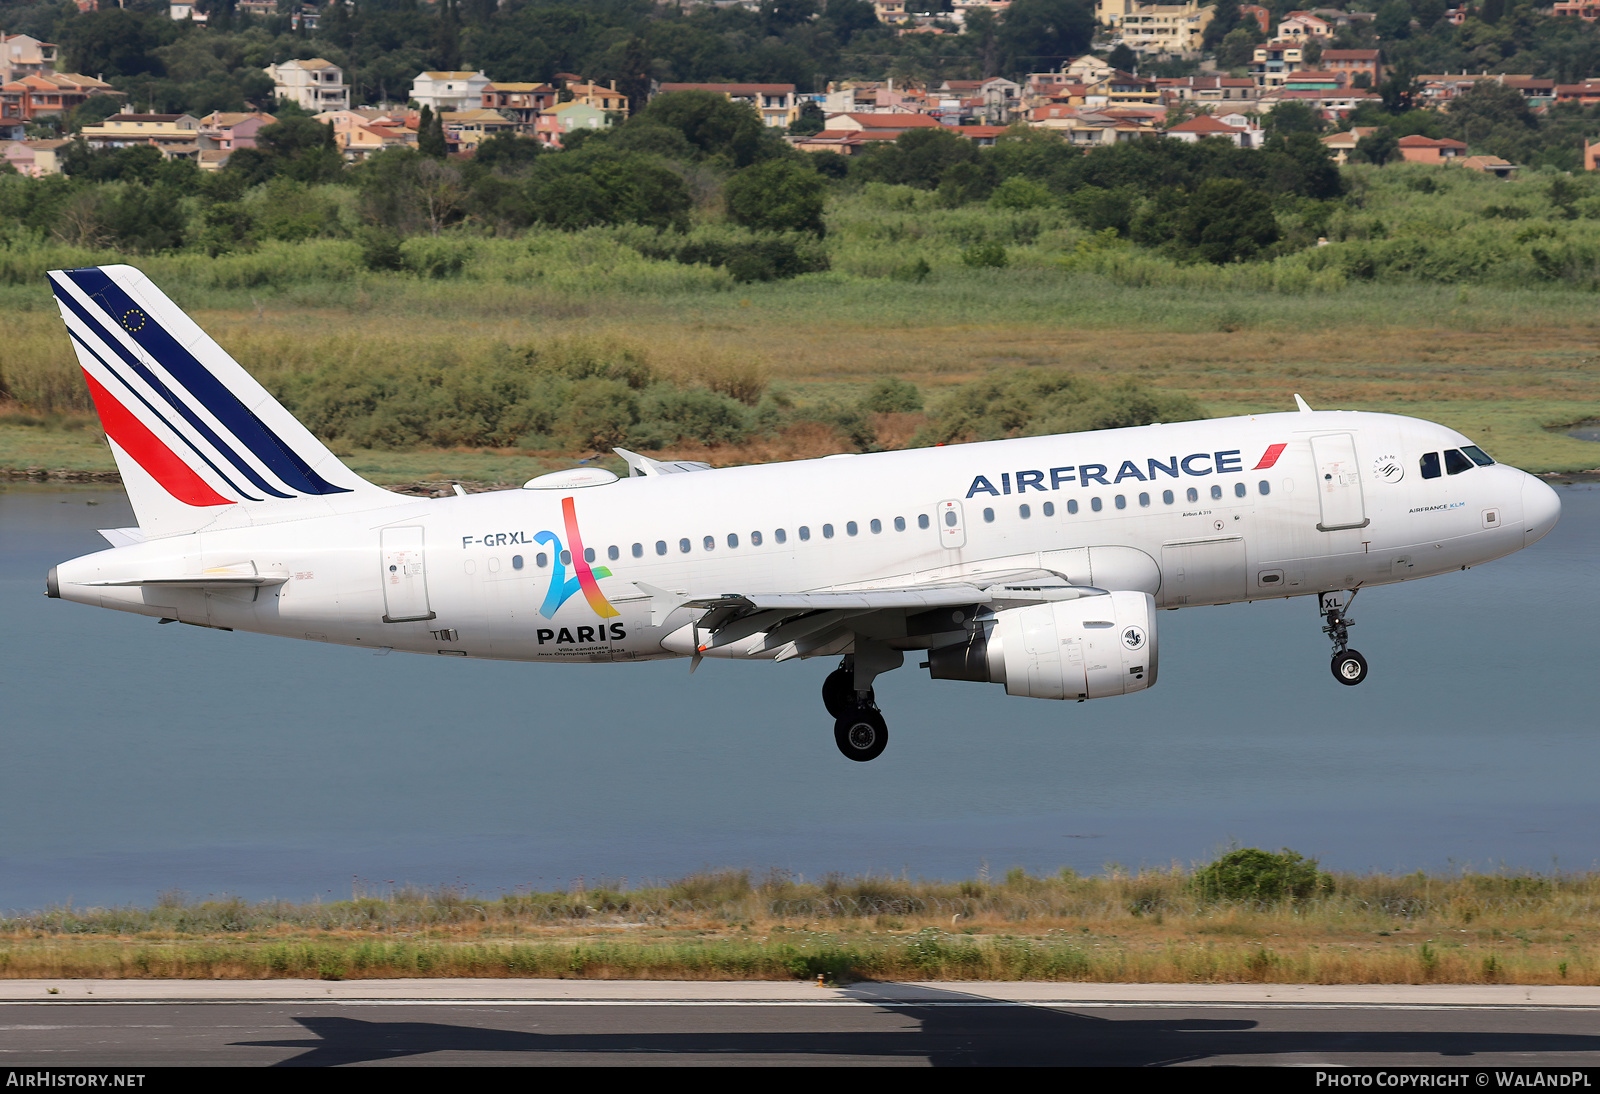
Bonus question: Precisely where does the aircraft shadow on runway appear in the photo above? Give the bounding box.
[231,983,1600,1067]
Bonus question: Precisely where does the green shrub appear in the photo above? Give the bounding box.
[1192,848,1331,904]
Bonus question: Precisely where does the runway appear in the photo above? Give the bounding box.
[3,981,1600,1067]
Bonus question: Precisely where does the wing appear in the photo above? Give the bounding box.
[639,571,1109,662]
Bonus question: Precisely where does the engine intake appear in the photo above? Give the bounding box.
[927,591,1158,700]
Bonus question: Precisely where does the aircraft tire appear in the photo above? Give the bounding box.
[1331,649,1368,686]
[834,707,888,762]
[822,669,871,719]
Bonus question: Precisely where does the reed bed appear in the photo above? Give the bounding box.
[5,868,1600,984]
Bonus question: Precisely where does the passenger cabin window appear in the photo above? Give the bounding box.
[751,531,763,546]
[982,508,995,523]
[918,515,930,530]
[823,524,834,539]
[1445,448,1474,476]
[799,526,811,541]
[1067,499,1079,515]
[632,543,643,558]
[894,517,905,532]
[536,552,549,568]
[560,550,572,565]
[1234,482,1246,498]
[870,519,882,534]
[1019,504,1030,519]
[655,540,667,556]
[775,528,787,544]
[1043,502,1055,517]
[1090,497,1103,512]
[607,546,619,561]
[1187,487,1199,503]
[583,548,595,563]
[512,555,524,570]
[1210,485,1222,501]
[703,536,715,551]
[1163,490,1175,505]
[1258,481,1270,496]
[1420,452,1442,479]
[846,521,858,536]
[1139,493,1150,508]
[679,538,691,554]
[727,533,738,548]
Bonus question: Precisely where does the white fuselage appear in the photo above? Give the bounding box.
[50,410,1561,665]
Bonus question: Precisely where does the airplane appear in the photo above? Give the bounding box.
[43,265,1563,762]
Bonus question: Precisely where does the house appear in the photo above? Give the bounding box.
[871,0,909,23]
[1156,75,1256,103]
[409,71,493,114]
[0,72,120,120]
[441,108,518,147]
[266,59,350,113]
[1585,139,1600,171]
[1,34,58,80]
[1250,41,1306,89]
[1100,0,1215,54]
[0,114,22,140]
[1277,12,1333,39]
[1552,0,1599,19]
[568,81,629,117]
[1320,50,1383,88]
[1554,82,1600,106]
[1238,5,1272,34]
[483,83,557,131]
[197,111,275,151]
[1319,126,1378,166]
[1395,134,1468,164]
[1164,112,1264,148]
[823,112,948,137]
[1,137,68,175]
[538,100,608,148]
[655,83,797,128]
[79,113,203,158]
[1461,155,1516,178]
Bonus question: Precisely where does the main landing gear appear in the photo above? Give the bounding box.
[1319,590,1368,686]
[824,656,887,762]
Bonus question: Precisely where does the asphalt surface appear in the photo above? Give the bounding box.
[4,981,1600,1067]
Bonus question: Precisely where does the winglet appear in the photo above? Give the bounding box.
[1294,394,1313,413]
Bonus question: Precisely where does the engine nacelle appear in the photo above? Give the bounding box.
[927,591,1158,700]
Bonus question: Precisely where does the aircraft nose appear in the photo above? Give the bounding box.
[1521,474,1561,547]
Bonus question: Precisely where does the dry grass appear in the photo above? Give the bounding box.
[5,869,1600,984]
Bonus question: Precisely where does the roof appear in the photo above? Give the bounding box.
[1397,135,1467,148]
[282,58,339,70]
[421,71,486,81]
[832,112,945,128]
[1166,115,1244,133]
[1321,49,1380,60]
[657,83,796,95]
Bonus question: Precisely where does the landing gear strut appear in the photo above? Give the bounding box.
[1319,590,1368,686]
[824,655,888,761]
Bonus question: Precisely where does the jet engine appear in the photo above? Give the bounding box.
[926,591,1158,700]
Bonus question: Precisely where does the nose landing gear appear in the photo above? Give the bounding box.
[1320,590,1368,686]
[824,655,889,761]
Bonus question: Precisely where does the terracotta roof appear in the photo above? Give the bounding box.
[658,83,796,95]
[1397,135,1467,148]
[1166,115,1242,133]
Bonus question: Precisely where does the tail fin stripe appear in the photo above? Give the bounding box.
[81,371,235,508]
[55,283,296,499]
[65,269,350,497]
[67,329,264,505]
[68,326,262,502]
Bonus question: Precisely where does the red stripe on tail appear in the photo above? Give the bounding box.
[1252,443,1288,470]
[82,370,234,508]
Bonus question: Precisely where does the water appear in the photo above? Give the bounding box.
[1,483,1596,910]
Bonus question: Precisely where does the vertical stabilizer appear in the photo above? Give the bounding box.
[50,265,396,537]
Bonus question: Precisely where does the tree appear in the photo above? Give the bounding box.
[725,159,827,235]
[1170,178,1280,265]
[1107,43,1137,74]
[1264,100,1324,135]
[418,105,448,158]
[628,91,779,167]
[788,101,826,137]
[1354,128,1399,165]
[995,0,1095,75]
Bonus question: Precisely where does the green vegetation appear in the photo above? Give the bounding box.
[7,855,1600,984]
